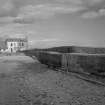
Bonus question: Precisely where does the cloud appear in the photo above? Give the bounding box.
[0,23,28,38]
[83,0,104,5]
[0,17,15,24]
[56,0,104,5]
[29,38,65,48]
[29,38,61,45]
[99,9,105,15]
[35,38,61,42]
[82,11,99,18]
[2,0,14,11]
[56,0,83,5]
[13,4,85,24]
[11,0,105,23]
[82,8,105,18]
[56,0,105,19]
[20,4,84,16]
[0,0,104,24]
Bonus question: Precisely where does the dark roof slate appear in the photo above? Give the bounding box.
[5,38,27,42]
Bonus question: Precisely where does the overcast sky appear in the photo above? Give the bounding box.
[0,0,105,48]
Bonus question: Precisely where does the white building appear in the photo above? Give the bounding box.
[5,38,28,53]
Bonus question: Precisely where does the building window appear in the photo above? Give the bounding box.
[11,48,13,52]
[18,43,21,47]
[14,43,16,47]
[22,42,24,46]
[11,43,13,46]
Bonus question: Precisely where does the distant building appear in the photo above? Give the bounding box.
[5,38,28,53]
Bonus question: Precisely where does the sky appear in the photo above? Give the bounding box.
[0,0,105,48]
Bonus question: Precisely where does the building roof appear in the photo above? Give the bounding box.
[5,38,27,42]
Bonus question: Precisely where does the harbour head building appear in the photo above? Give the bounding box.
[5,38,28,53]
